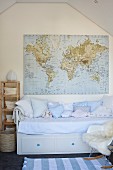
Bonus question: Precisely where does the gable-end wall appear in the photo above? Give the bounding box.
[0,17,1,54]
[0,3,113,102]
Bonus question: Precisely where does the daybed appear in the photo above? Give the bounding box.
[13,95,113,155]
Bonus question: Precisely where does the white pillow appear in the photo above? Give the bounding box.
[62,103,73,111]
[61,110,72,118]
[31,98,48,118]
[49,104,64,118]
[92,106,113,117]
[102,95,113,109]
[21,95,31,101]
[71,110,89,118]
[16,100,33,118]
[73,106,90,112]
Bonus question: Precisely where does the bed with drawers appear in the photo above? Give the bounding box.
[13,95,113,155]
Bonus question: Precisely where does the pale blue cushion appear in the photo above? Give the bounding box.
[87,100,102,112]
[73,101,88,107]
[48,102,59,109]
[49,105,64,118]
[73,100,102,112]
[31,98,48,118]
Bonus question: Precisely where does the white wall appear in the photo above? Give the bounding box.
[0,19,1,62]
[0,3,113,102]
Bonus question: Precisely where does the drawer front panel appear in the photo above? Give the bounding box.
[55,136,76,153]
[21,136,54,153]
[55,134,90,153]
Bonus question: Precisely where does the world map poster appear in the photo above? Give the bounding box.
[23,35,109,95]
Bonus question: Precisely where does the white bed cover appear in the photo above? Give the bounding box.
[18,117,113,135]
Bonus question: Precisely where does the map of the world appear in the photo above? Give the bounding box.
[24,35,109,94]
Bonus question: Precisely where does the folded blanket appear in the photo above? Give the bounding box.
[13,106,25,124]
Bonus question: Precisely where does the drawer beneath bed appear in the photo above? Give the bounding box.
[55,135,91,153]
[21,136,55,154]
[17,133,91,155]
[55,136,76,153]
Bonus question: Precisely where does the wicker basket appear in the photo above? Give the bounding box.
[0,131,16,152]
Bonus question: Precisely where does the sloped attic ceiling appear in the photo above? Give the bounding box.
[0,0,113,36]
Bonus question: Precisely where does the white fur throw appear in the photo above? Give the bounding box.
[82,120,113,156]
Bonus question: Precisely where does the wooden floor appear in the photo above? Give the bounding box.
[0,151,112,170]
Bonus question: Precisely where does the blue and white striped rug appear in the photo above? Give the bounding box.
[22,157,112,170]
